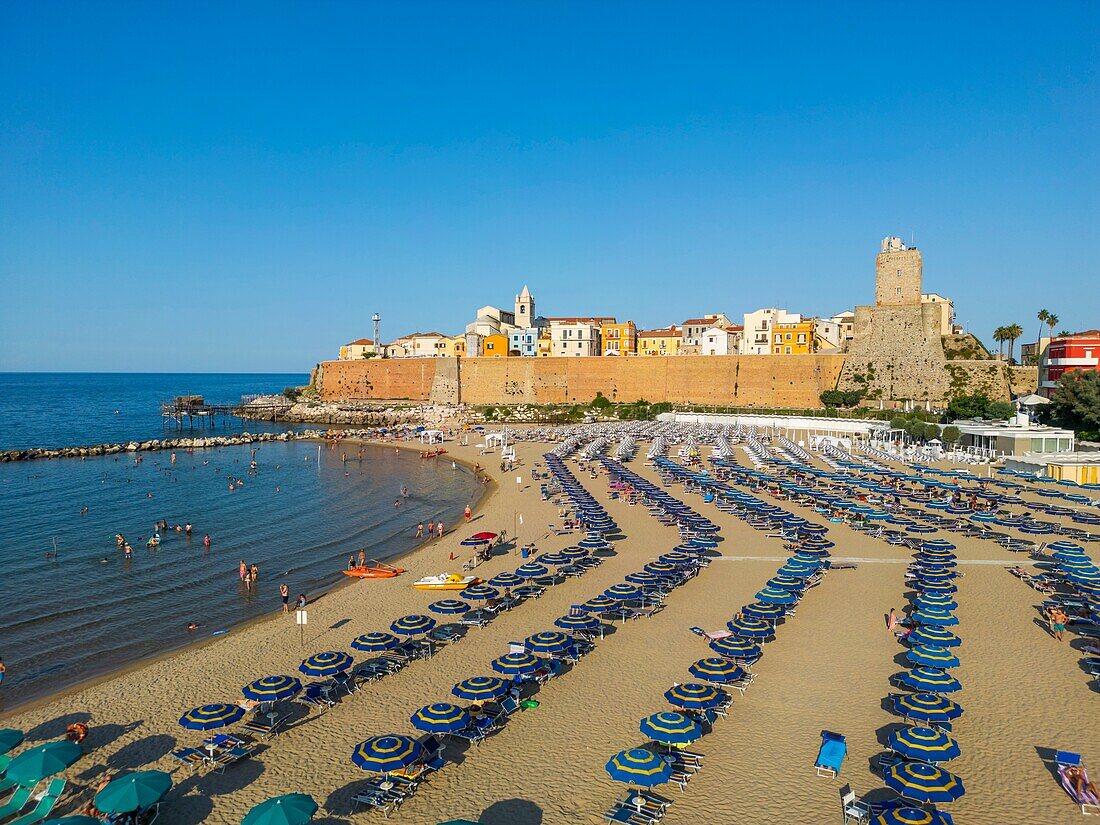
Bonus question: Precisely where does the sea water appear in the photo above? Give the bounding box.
[0,375,482,708]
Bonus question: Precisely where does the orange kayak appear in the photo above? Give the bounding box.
[343,562,404,579]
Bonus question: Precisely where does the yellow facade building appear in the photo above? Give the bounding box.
[771,320,816,354]
[440,335,466,357]
[601,321,638,355]
[483,333,510,357]
[339,338,376,360]
[638,327,682,356]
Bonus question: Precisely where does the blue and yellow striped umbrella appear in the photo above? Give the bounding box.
[910,608,959,627]
[896,668,962,694]
[727,617,773,639]
[242,675,302,702]
[525,631,573,655]
[491,652,542,676]
[891,692,964,723]
[429,599,470,615]
[351,735,424,773]
[906,645,960,669]
[754,585,798,605]
[709,637,762,660]
[664,682,727,710]
[913,594,958,612]
[489,572,524,588]
[873,807,952,825]
[555,613,600,633]
[604,583,641,601]
[1067,568,1100,585]
[460,585,500,601]
[659,552,693,565]
[582,595,619,613]
[560,546,590,560]
[452,676,509,701]
[888,726,961,762]
[766,575,805,592]
[299,651,353,677]
[884,761,966,803]
[351,632,399,652]
[908,626,961,648]
[639,712,702,745]
[515,563,549,579]
[538,552,571,567]
[410,703,470,734]
[688,658,747,684]
[605,749,672,788]
[178,703,245,731]
[644,562,678,576]
[741,602,785,621]
[390,614,437,636]
[626,572,663,587]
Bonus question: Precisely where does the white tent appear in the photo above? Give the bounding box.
[418,429,445,444]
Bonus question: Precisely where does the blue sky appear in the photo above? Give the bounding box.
[1,2,1097,371]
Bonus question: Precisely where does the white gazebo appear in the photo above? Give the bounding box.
[418,429,445,444]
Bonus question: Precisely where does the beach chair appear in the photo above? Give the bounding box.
[330,670,358,695]
[242,713,289,739]
[6,778,64,825]
[430,625,463,644]
[815,730,847,778]
[839,784,872,823]
[298,683,336,714]
[0,784,36,820]
[211,745,254,773]
[1056,751,1100,815]
[169,747,209,774]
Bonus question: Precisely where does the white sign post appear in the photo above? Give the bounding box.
[296,609,307,646]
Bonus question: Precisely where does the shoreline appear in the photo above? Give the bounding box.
[0,436,497,719]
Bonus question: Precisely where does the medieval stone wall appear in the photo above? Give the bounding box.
[316,355,847,408]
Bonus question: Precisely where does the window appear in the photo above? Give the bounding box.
[785,346,791,354]
[897,268,902,277]
[774,334,781,344]
[896,287,902,296]
[797,334,806,343]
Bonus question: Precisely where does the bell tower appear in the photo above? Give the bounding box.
[515,285,534,327]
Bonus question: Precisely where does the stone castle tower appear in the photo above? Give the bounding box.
[875,236,922,306]
[515,285,534,327]
[837,237,950,405]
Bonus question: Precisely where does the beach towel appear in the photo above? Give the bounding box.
[1059,762,1100,815]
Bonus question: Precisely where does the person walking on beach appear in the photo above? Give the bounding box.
[426,519,434,537]
[464,505,472,522]
[416,522,424,538]
[280,583,290,613]
[1049,606,1067,641]
[886,608,898,632]
[437,521,444,538]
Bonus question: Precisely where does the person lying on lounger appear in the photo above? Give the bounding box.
[1065,766,1100,801]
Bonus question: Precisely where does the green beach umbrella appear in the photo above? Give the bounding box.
[94,770,172,814]
[6,740,82,785]
[0,728,25,755]
[241,793,318,825]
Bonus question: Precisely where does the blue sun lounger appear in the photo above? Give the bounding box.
[815,730,847,777]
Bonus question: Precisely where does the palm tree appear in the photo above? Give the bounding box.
[1037,309,1050,349]
[992,326,1007,359]
[1046,313,1060,340]
[1005,323,1024,364]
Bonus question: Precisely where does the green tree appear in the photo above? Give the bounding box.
[283,386,301,402]
[1047,312,1060,340]
[992,327,1007,359]
[905,419,927,440]
[820,390,844,408]
[941,425,961,444]
[922,422,942,440]
[1004,323,1024,364]
[889,416,908,431]
[590,392,612,410]
[987,400,1015,420]
[1036,309,1050,350]
[1050,370,1100,438]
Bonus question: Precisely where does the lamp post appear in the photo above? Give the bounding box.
[372,313,381,356]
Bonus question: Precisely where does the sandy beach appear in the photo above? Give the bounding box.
[2,437,1097,825]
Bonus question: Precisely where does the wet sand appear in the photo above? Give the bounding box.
[2,440,1097,824]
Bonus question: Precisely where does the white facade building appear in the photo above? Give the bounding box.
[700,326,738,356]
[550,322,601,357]
[740,308,802,355]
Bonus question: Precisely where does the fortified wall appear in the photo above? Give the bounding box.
[316,353,846,408]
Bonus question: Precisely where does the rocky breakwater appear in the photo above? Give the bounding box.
[242,399,471,428]
[0,430,321,463]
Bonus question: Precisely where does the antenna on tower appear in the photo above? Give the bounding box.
[911,230,915,247]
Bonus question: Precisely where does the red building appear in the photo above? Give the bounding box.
[1041,330,1100,396]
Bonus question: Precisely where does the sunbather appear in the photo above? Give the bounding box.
[1065,766,1100,803]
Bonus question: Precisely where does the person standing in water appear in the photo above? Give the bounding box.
[416,522,424,538]
[240,560,247,581]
